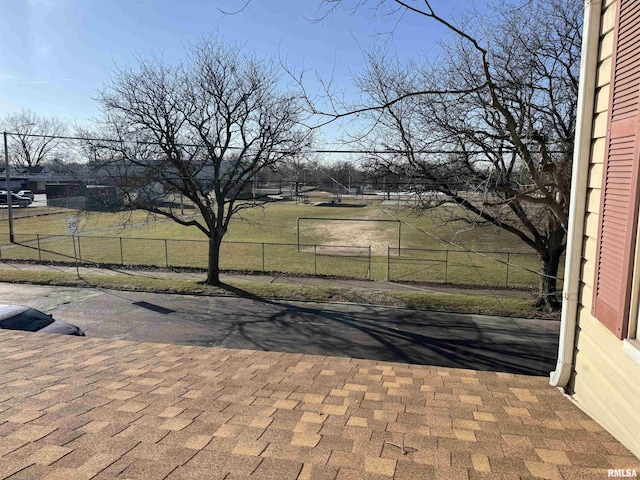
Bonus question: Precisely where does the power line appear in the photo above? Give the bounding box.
[3,131,571,156]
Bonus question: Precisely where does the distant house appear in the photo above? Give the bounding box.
[1,165,79,193]
[552,0,640,458]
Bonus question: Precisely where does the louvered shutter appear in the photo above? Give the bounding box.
[592,0,640,339]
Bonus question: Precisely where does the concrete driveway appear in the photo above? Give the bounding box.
[0,283,559,376]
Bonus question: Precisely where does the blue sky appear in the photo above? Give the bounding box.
[0,0,483,143]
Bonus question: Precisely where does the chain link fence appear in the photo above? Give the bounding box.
[0,205,71,221]
[0,234,373,280]
[0,233,557,288]
[46,196,87,209]
[386,247,561,289]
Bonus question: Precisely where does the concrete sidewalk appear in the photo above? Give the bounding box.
[0,330,638,480]
[0,261,535,300]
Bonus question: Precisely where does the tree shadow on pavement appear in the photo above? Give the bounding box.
[175,287,557,376]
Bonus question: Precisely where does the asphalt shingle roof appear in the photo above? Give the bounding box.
[0,330,638,479]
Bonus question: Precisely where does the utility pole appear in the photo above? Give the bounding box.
[3,124,34,243]
[3,132,14,243]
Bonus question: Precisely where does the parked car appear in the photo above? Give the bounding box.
[0,192,32,208]
[0,305,85,336]
[17,190,34,201]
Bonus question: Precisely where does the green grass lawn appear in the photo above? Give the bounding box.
[0,195,527,253]
[0,210,151,239]
[0,195,556,289]
[0,268,548,319]
[79,197,536,254]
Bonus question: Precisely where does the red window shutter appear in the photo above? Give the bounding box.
[592,0,640,339]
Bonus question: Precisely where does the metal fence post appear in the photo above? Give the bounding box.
[387,246,390,281]
[77,236,82,262]
[261,242,265,272]
[506,252,510,288]
[37,234,41,262]
[445,250,449,283]
[368,246,371,280]
[71,235,80,279]
[119,237,124,265]
[164,239,169,267]
[314,244,317,275]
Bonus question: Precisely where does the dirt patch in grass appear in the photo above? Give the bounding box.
[310,217,399,255]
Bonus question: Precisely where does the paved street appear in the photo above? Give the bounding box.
[0,283,559,376]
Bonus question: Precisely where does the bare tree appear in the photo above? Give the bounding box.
[1,109,67,168]
[84,37,310,285]
[298,0,581,309]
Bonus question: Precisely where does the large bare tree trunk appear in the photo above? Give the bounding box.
[534,228,565,311]
[206,235,223,285]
